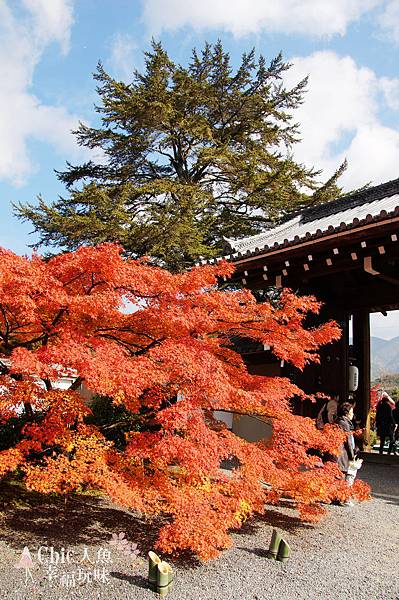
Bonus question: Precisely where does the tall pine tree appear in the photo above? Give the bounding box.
[16,41,345,271]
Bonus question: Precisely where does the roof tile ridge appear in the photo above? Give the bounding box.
[300,176,399,223]
[230,214,301,251]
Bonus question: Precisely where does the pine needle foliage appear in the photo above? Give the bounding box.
[16,41,345,271]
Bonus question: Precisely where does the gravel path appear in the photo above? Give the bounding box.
[0,462,398,600]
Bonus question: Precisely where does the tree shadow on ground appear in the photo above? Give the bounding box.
[241,546,271,559]
[0,479,311,574]
[371,492,399,506]
[232,504,313,539]
[0,479,164,554]
[110,572,149,589]
[235,506,314,559]
[255,507,313,533]
[0,479,203,572]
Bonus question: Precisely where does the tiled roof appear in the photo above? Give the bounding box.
[225,177,399,258]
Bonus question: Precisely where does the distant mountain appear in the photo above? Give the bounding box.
[371,336,399,379]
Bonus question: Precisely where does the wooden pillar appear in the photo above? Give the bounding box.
[321,308,349,402]
[352,310,371,440]
[339,313,350,404]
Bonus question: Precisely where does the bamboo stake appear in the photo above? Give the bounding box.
[276,539,290,563]
[267,529,281,559]
[157,562,170,588]
[148,551,161,586]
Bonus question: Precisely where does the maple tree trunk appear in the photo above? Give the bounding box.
[23,402,34,419]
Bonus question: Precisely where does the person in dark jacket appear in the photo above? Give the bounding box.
[393,400,399,455]
[336,402,357,484]
[376,394,396,455]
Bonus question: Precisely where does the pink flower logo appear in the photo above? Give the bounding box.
[109,532,140,560]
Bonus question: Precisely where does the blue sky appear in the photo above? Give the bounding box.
[1,0,399,337]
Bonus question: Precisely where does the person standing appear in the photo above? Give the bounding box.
[375,394,396,455]
[393,400,399,456]
[316,395,339,430]
[336,403,357,488]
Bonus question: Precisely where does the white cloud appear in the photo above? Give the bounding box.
[380,77,399,110]
[0,92,80,186]
[21,0,74,53]
[283,51,399,190]
[0,0,80,186]
[341,124,399,187]
[109,33,138,81]
[377,0,399,42]
[371,310,399,340]
[142,0,381,37]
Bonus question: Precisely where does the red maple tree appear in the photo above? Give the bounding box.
[0,244,369,559]
[370,384,382,410]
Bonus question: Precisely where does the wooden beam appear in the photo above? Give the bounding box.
[230,228,399,291]
[246,239,399,286]
[232,218,399,268]
[364,256,379,276]
[364,256,399,285]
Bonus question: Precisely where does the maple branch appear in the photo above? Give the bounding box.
[0,359,10,375]
[69,376,84,391]
[63,271,87,287]
[96,333,165,356]
[115,286,161,300]
[24,402,34,419]
[43,378,53,391]
[134,338,165,356]
[16,332,50,349]
[97,327,157,339]
[85,275,106,294]
[51,308,67,328]
[0,304,10,347]
[100,416,141,432]
[98,333,142,355]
